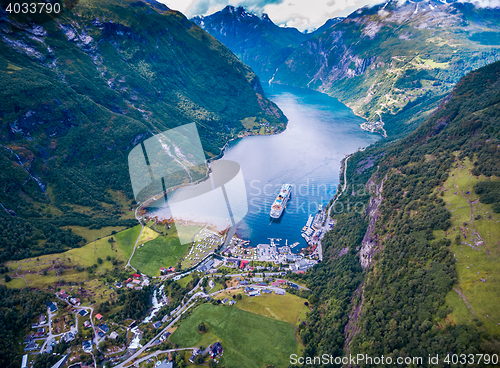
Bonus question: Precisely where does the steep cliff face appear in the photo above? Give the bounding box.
[191,5,309,83]
[347,59,500,361]
[273,0,500,137]
[303,59,500,363]
[0,0,286,260]
[359,176,385,270]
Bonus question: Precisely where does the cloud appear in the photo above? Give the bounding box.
[160,0,500,32]
[459,0,500,7]
[159,0,384,30]
[178,0,285,18]
[263,0,386,30]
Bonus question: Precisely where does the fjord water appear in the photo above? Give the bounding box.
[222,84,380,249]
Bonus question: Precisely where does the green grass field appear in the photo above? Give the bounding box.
[130,234,189,276]
[234,293,309,327]
[175,224,204,246]
[115,225,142,260]
[433,157,500,334]
[65,225,127,243]
[129,223,201,276]
[177,274,194,288]
[4,277,26,288]
[5,225,142,294]
[7,232,128,274]
[170,304,298,368]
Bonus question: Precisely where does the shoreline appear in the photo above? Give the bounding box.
[207,122,287,163]
[139,87,369,259]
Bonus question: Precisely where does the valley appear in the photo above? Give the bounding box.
[195,1,500,138]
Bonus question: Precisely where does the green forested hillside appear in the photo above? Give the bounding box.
[0,0,287,262]
[299,60,500,366]
[0,286,51,368]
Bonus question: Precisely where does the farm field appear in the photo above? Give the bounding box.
[5,234,126,289]
[170,304,299,368]
[175,223,204,246]
[434,157,500,334]
[114,225,143,260]
[130,234,189,276]
[4,225,142,297]
[129,223,202,276]
[63,225,127,243]
[233,292,309,327]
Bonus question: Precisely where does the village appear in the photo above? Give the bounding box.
[17,196,332,368]
[17,185,333,368]
[19,253,310,368]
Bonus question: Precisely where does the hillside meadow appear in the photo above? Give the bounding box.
[170,303,300,368]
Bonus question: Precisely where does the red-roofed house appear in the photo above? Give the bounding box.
[277,279,286,284]
[126,278,132,283]
[95,313,103,321]
[132,273,141,278]
[239,260,248,269]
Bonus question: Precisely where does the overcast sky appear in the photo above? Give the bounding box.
[158,0,500,31]
[158,0,386,31]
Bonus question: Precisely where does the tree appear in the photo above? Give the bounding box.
[195,354,204,364]
[175,353,185,368]
[4,274,11,282]
[97,258,103,265]
[308,294,318,305]
[198,322,206,333]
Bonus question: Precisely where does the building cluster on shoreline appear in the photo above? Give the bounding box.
[221,236,318,273]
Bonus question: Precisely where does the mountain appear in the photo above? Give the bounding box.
[194,2,500,138]
[0,0,287,261]
[308,17,344,36]
[191,5,309,83]
[302,59,500,362]
[273,0,500,137]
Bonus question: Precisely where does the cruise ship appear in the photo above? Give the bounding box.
[270,184,292,219]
